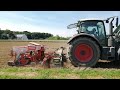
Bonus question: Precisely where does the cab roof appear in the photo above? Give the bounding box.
[79,18,104,22]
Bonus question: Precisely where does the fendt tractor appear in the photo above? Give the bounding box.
[8,16,120,68]
[67,16,120,67]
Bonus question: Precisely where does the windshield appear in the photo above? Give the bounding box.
[80,21,105,36]
[79,20,106,45]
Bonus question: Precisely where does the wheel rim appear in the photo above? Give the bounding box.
[20,58,29,65]
[74,43,93,62]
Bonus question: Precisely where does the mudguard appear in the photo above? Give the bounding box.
[67,33,102,50]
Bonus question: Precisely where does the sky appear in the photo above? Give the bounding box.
[0,11,120,37]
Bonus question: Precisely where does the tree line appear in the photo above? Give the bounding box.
[47,35,70,40]
[0,29,70,40]
[0,29,53,39]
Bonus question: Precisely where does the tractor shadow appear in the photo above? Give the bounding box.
[93,60,120,69]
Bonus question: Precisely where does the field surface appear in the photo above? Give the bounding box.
[1,40,120,79]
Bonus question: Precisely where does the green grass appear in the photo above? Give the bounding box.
[0,67,120,79]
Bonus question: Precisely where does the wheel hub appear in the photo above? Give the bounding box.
[74,44,93,62]
[80,50,86,55]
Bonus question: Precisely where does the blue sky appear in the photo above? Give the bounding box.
[0,11,120,37]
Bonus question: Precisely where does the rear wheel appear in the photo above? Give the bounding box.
[68,37,100,67]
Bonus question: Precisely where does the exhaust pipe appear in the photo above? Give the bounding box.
[108,17,114,47]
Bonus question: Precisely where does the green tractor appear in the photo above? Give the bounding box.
[67,16,120,67]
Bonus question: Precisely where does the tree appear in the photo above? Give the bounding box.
[23,31,32,39]
[9,32,16,39]
[56,35,60,40]
[1,33,8,39]
[26,33,32,39]
[0,30,3,39]
[47,35,70,40]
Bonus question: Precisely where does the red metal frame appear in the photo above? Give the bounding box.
[8,42,66,68]
[9,43,46,66]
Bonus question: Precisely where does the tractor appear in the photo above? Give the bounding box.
[67,16,120,67]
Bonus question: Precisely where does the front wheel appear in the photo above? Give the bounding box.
[68,37,100,67]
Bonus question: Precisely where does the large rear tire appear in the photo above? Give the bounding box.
[68,37,100,67]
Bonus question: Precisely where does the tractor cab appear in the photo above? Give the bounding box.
[68,19,107,46]
[67,17,119,46]
[78,19,106,46]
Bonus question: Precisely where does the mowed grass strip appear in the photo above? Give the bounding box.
[0,67,120,79]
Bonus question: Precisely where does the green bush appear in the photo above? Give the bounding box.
[47,35,70,40]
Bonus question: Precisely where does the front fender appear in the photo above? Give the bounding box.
[68,33,99,44]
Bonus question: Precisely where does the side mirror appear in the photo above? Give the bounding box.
[67,23,78,29]
[77,30,79,34]
[116,17,119,27]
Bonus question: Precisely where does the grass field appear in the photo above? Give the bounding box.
[1,67,120,79]
[1,41,120,79]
